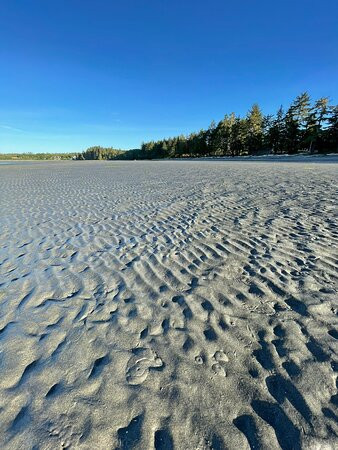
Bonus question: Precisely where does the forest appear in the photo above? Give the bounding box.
[76,92,338,160]
[76,147,125,160]
[1,92,337,161]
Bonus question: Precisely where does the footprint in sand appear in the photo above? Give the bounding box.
[211,350,229,377]
[126,348,163,385]
[195,355,204,365]
[194,351,229,376]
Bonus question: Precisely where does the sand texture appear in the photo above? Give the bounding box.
[0,160,337,449]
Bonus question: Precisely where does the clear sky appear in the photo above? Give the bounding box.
[0,0,337,153]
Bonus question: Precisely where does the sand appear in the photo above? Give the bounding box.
[0,159,337,449]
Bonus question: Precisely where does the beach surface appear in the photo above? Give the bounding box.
[0,159,337,449]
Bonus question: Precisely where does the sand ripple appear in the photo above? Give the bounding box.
[0,160,337,449]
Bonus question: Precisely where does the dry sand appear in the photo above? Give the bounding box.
[0,159,337,449]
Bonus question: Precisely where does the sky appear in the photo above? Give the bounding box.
[0,0,337,153]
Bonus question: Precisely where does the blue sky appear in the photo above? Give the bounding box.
[0,0,337,153]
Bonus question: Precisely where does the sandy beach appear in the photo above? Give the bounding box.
[0,159,337,449]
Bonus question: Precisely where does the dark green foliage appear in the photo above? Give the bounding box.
[325,105,338,152]
[246,104,263,154]
[6,93,336,161]
[78,146,125,160]
[129,92,337,159]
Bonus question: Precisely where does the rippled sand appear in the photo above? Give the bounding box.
[0,160,337,449]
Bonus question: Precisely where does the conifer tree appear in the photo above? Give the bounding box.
[298,97,329,153]
[326,105,338,151]
[266,106,285,154]
[206,120,217,154]
[76,92,337,159]
[284,104,301,153]
[246,104,263,154]
[302,98,326,152]
[232,117,248,156]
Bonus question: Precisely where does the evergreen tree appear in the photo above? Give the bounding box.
[284,105,301,153]
[326,105,338,152]
[175,135,188,157]
[308,97,330,152]
[246,104,263,154]
[213,113,236,156]
[266,106,285,154]
[291,92,311,150]
[262,114,274,152]
[232,117,247,156]
[75,92,337,160]
[293,92,311,127]
[206,120,217,154]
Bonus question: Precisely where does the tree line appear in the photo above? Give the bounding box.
[75,93,337,160]
[2,93,337,161]
[76,146,125,160]
[0,152,76,160]
[137,93,337,159]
